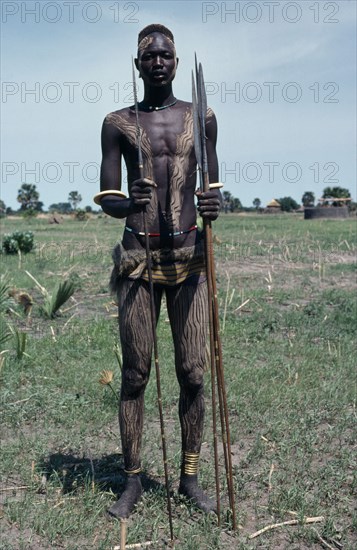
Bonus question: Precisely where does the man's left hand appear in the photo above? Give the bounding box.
[196,190,221,221]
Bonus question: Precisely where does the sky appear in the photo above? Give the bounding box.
[1,0,356,210]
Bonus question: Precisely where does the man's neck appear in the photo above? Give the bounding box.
[142,85,175,109]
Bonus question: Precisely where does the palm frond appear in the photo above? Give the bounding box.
[0,352,7,375]
[0,275,13,313]
[10,326,29,360]
[41,280,76,319]
[0,316,12,351]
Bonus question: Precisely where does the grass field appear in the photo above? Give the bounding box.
[1,213,356,549]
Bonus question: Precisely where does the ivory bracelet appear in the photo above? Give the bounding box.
[93,190,127,205]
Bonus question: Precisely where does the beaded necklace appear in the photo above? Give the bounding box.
[139,99,178,112]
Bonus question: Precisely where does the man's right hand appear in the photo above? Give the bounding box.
[130,178,157,207]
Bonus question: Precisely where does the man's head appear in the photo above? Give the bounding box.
[138,24,175,52]
[135,24,178,87]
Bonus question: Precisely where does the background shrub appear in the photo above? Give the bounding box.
[2,231,35,254]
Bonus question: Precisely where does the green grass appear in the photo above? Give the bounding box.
[0,213,356,549]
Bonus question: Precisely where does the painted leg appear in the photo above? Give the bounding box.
[108,279,161,519]
[108,390,144,519]
[166,281,217,513]
[178,386,217,514]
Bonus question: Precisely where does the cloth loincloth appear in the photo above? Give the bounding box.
[110,241,206,291]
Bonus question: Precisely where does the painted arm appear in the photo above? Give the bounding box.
[99,117,155,218]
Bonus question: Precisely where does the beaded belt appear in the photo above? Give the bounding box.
[125,224,197,238]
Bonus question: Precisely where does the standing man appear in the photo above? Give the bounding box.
[97,24,221,519]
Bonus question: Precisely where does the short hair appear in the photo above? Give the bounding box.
[138,24,175,48]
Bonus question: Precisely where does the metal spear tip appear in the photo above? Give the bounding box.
[191,69,196,90]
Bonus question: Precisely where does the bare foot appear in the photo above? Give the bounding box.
[178,474,217,514]
[107,475,142,519]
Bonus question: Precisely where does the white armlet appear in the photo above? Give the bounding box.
[209,182,223,190]
[93,190,127,205]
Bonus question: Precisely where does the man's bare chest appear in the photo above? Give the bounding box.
[142,119,180,157]
[141,109,194,157]
[117,106,194,158]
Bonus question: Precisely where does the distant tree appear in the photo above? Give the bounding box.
[17,184,40,211]
[322,186,351,199]
[49,202,72,214]
[68,191,82,211]
[0,199,6,215]
[302,191,315,207]
[253,197,261,209]
[85,205,93,213]
[75,209,89,221]
[322,186,351,206]
[222,191,232,213]
[278,196,299,212]
[231,197,242,212]
[222,191,242,213]
[34,201,44,212]
[222,191,232,202]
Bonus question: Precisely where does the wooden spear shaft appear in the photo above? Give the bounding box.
[192,65,221,523]
[203,213,221,523]
[195,57,237,529]
[143,211,174,535]
[201,176,235,521]
[139,176,174,544]
[202,171,237,531]
[210,237,237,528]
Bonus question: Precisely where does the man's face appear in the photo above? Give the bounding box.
[136,33,178,87]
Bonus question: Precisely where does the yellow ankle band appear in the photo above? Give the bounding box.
[124,467,141,475]
[183,452,200,475]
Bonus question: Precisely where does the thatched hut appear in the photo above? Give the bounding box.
[265,199,281,213]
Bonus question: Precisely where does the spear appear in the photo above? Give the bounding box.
[192,68,220,523]
[131,58,174,543]
[192,55,237,530]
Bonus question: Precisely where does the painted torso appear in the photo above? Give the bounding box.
[105,100,213,250]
